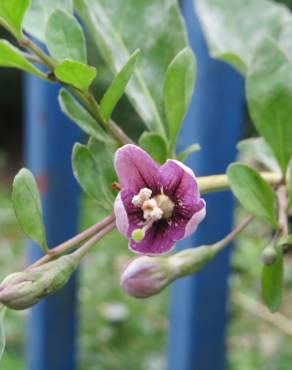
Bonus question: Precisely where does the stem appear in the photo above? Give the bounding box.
[20,36,133,146]
[212,214,255,253]
[28,214,115,269]
[277,185,289,237]
[20,37,57,70]
[21,52,46,66]
[198,172,282,194]
[73,221,116,259]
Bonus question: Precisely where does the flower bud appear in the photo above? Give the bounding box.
[0,254,79,310]
[120,245,216,298]
[261,245,277,265]
[120,256,173,298]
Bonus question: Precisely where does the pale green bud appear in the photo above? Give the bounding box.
[261,245,277,266]
[0,254,79,310]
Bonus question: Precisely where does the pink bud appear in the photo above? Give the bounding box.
[120,256,173,298]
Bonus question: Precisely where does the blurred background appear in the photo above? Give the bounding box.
[1,1,292,369]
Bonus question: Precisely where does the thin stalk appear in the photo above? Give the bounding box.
[20,37,133,146]
[198,172,282,194]
[73,221,116,259]
[212,214,255,253]
[28,214,115,269]
[277,185,289,237]
[21,52,46,66]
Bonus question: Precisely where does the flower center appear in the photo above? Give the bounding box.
[131,187,174,221]
[131,188,175,243]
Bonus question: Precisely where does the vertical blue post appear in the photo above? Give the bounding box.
[24,73,82,370]
[167,1,245,370]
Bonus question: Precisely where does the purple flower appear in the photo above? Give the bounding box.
[114,145,206,255]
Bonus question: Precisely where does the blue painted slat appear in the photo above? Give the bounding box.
[24,73,82,370]
[167,1,245,370]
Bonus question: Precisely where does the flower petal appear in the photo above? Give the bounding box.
[129,220,185,256]
[114,144,159,192]
[114,192,129,236]
[159,160,200,216]
[183,198,206,238]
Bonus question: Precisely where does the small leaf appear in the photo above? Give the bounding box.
[164,48,196,154]
[55,60,96,91]
[58,89,107,142]
[177,143,201,162]
[0,0,30,40]
[227,163,278,227]
[247,39,292,172]
[0,305,6,361]
[237,137,281,173]
[45,10,87,63]
[261,245,283,312]
[88,138,117,200]
[0,40,46,79]
[138,132,167,164]
[23,0,73,42]
[100,49,140,122]
[72,144,113,209]
[12,168,48,252]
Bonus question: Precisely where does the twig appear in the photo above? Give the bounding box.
[233,291,292,337]
[277,185,289,237]
[198,172,282,194]
[28,214,116,269]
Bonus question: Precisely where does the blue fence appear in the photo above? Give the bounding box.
[24,1,245,369]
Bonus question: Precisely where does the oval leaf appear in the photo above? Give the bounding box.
[261,245,283,312]
[0,0,30,40]
[12,168,48,252]
[247,39,292,172]
[164,47,196,154]
[23,0,73,42]
[45,10,87,63]
[72,144,113,209]
[100,49,140,122]
[227,163,278,227]
[55,60,96,91]
[138,132,167,164]
[75,0,188,134]
[237,137,281,173]
[195,0,292,73]
[0,40,46,79]
[58,89,107,142]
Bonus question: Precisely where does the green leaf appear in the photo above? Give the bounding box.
[288,161,292,208]
[0,40,46,79]
[12,168,48,252]
[247,39,292,172]
[72,144,114,209]
[177,143,201,162]
[227,163,278,227]
[55,60,96,91]
[75,0,188,134]
[261,245,283,312]
[88,138,117,200]
[0,305,6,361]
[23,0,73,42]
[0,0,30,40]
[237,137,281,173]
[100,49,140,122]
[45,10,86,63]
[195,0,292,73]
[164,48,196,154]
[138,132,168,164]
[58,89,107,142]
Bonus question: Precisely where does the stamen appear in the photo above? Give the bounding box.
[132,188,152,207]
